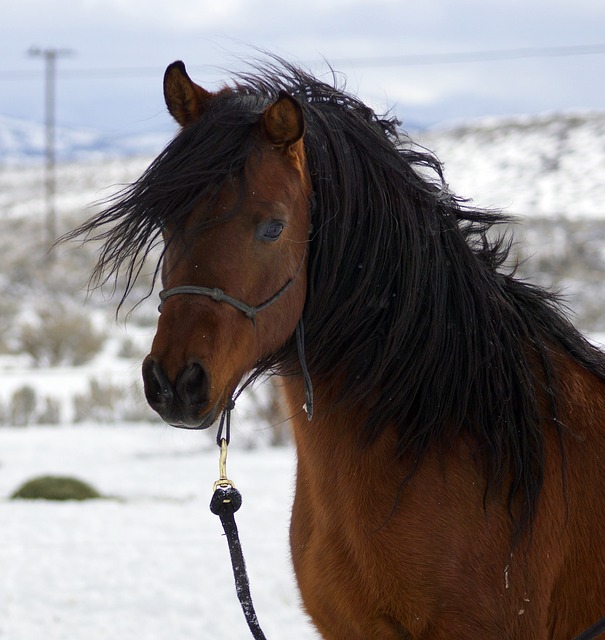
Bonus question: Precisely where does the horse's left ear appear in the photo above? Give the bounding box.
[261,91,305,147]
[163,61,213,127]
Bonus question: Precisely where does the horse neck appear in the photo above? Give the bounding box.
[282,375,403,492]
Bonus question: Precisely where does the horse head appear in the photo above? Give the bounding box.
[142,62,312,428]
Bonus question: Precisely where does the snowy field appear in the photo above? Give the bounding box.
[0,423,320,640]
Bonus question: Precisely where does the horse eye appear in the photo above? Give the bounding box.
[259,220,285,241]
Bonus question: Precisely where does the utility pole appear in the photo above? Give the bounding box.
[28,46,73,250]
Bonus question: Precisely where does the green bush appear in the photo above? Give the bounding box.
[10,475,102,501]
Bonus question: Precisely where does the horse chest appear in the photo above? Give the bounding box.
[289,474,417,639]
[287,402,531,639]
[288,415,444,638]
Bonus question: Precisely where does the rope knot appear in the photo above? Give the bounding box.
[210,484,242,515]
[210,287,224,301]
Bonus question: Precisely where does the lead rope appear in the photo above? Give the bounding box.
[210,401,267,640]
[208,316,312,639]
[574,617,605,640]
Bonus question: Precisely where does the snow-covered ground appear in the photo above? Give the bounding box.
[0,423,319,640]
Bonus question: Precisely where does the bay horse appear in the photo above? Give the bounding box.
[71,59,605,639]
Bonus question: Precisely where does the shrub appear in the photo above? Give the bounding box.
[73,377,159,424]
[37,397,62,425]
[117,337,144,359]
[73,378,123,423]
[10,475,102,501]
[9,385,37,426]
[0,386,63,426]
[0,299,18,353]
[17,302,106,367]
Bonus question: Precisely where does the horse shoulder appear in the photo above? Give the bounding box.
[540,352,605,635]
[283,379,557,638]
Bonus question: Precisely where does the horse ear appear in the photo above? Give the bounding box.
[261,91,305,147]
[163,61,212,127]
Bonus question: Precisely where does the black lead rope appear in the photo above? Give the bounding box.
[210,480,267,640]
[156,248,317,639]
[574,617,605,640]
[210,405,268,640]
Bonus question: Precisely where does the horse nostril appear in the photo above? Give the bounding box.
[142,357,174,410]
[176,360,209,408]
[142,357,211,427]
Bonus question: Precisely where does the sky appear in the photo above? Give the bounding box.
[1,0,605,141]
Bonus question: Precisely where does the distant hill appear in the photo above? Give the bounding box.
[2,110,605,220]
[0,114,172,165]
[418,111,605,219]
[2,109,605,225]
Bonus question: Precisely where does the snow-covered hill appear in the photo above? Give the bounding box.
[2,109,605,220]
[417,110,605,219]
[0,114,171,165]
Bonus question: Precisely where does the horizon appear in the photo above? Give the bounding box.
[2,106,605,167]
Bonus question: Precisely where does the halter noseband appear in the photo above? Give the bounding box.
[158,276,294,323]
[157,257,314,421]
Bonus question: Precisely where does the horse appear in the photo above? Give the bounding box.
[69,58,605,639]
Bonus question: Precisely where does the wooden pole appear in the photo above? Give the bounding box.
[28,47,73,250]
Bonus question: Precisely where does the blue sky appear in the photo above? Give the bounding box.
[1,0,604,138]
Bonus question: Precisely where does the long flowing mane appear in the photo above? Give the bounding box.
[69,59,605,532]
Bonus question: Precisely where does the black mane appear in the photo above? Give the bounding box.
[69,59,605,532]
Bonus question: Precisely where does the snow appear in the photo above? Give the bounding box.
[0,324,151,423]
[416,110,605,219]
[589,333,605,350]
[0,424,319,640]
[2,334,604,640]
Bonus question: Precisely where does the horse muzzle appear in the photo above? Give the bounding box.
[142,355,217,429]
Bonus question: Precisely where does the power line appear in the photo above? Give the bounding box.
[1,43,605,81]
[330,43,605,68]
